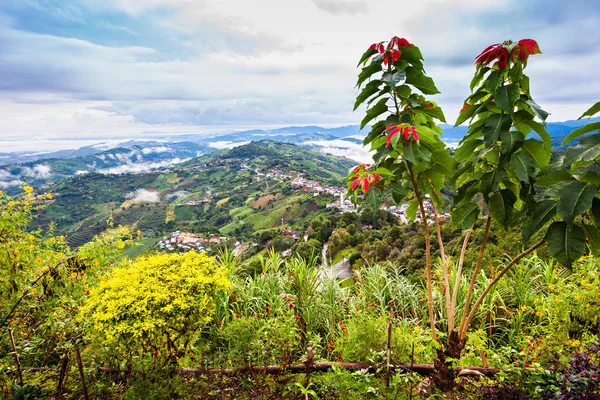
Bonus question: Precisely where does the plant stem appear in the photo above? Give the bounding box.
[433,207,451,335]
[458,215,492,335]
[448,230,471,333]
[459,239,544,340]
[407,163,437,341]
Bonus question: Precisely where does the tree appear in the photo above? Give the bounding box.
[349,36,599,390]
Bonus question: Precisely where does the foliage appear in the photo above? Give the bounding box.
[79,251,230,363]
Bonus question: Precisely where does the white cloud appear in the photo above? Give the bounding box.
[21,164,52,179]
[209,141,251,149]
[126,188,161,203]
[141,146,171,154]
[75,170,89,175]
[97,158,189,174]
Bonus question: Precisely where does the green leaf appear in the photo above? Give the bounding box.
[562,122,600,145]
[522,138,550,168]
[363,120,386,145]
[430,149,458,176]
[485,70,501,92]
[582,223,600,256]
[489,189,517,229]
[423,106,446,123]
[592,197,600,229]
[523,200,557,243]
[365,187,383,210]
[406,198,419,221]
[509,60,523,84]
[495,85,519,113]
[360,97,389,129]
[470,67,489,91]
[579,172,600,185]
[400,46,424,69]
[480,168,508,198]
[557,181,598,225]
[454,103,478,127]
[525,99,549,122]
[522,119,552,152]
[455,139,483,161]
[382,70,406,87]
[405,66,440,95]
[451,202,480,230]
[356,61,382,89]
[354,80,383,111]
[357,47,378,67]
[536,169,576,187]
[564,134,600,167]
[578,101,600,119]
[403,142,432,165]
[500,130,524,156]
[545,222,586,268]
[483,114,512,147]
[510,150,537,182]
[395,85,411,98]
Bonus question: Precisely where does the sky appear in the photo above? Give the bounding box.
[1,0,599,144]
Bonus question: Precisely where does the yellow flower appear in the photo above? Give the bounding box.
[36,258,42,264]
[577,295,582,301]
[117,241,125,249]
[548,284,555,291]
[71,272,78,279]
[520,305,529,312]
[7,201,15,207]
[0,190,3,196]
[23,186,33,193]
[31,288,37,295]
[46,193,53,199]
[37,195,43,201]
[28,235,35,242]
[535,310,542,317]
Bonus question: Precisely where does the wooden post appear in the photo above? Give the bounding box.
[74,348,89,400]
[56,355,69,397]
[8,328,23,386]
[480,350,489,368]
[385,320,392,387]
[303,346,314,387]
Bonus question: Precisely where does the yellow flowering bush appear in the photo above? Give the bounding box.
[79,251,230,362]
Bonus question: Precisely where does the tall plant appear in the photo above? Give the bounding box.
[349,36,599,390]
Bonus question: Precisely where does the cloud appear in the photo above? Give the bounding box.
[75,170,89,175]
[209,141,251,149]
[97,158,189,174]
[165,190,190,200]
[309,0,368,15]
[21,164,52,179]
[0,0,598,143]
[141,146,171,154]
[126,188,160,203]
[0,169,23,188]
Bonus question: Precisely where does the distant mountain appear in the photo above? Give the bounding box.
[3,117,597,192]
[0,141,212,193]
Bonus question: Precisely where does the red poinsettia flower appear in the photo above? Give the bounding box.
[352,163,371,173]
[517,39,541,62]
[350,173,382,194]
[385,124,419,146]
[475,43,509,70]
[388,36,412,49]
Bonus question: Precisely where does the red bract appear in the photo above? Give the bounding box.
[385,124,419,145]
[475,43,509,70]
[388,36,412,49]
[517,39,541,62]
[352,163,371,173]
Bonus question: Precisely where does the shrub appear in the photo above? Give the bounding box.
[79,251,229,362]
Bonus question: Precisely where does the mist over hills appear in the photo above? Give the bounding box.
[1,117,597,192]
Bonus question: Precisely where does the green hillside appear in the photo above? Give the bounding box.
[38,141,355,248]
